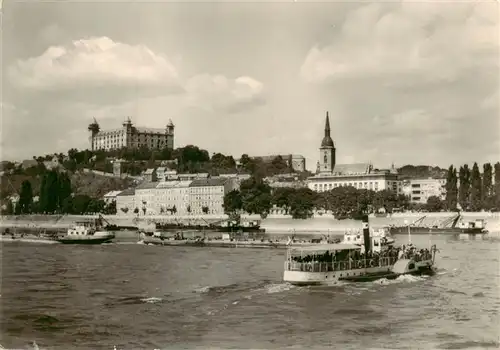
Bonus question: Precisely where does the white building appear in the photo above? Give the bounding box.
[307,112,402,194]
[89,117,174,151]
[115,188,136,215]
[402,178,446,204]
[153,181,192,215]
[103,190,122,204]
[188,178,232,215]
[116,177,233,216]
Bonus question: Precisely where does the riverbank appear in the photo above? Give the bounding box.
[1,212,499,234]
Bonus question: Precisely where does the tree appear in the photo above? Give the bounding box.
[469,162,482,211]
[4,200,14,215]
[134,207,139,214]
[39,170,60,214]
[71,195,91,214]
[104,200,117,215]
[18,180,34,214]
[445,165,458,210]
[426,195,444,212]
[240,176,272,217]
[482,163,493,210]
[271,187,295,212]
[172,205,177,214]
[57,172,72,211]
[288,188,317,219]
[202,206,209,214]
[187,205,191,214]
[458,165,471,210]
[223,190,243,214]
[495,162,500,210]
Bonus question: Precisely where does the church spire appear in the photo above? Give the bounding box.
[324,111,331,137]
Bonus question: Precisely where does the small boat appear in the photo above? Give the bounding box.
[283,218,438,285]
[56,218,115,245]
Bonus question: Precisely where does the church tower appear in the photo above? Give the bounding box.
[319,111,336,174]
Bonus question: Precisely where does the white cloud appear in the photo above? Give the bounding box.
[185,74,265,113]
[8,36,183,91]
[300,2,499,84]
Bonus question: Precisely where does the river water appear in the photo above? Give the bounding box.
[1,233,499,350]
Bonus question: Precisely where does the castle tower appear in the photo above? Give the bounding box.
[318,111,336,174]
[166,119,175,150]
[122,117,133,148]
[87,118,100,151]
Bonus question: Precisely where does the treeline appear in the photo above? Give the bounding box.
[0,145,301,179]
[223,177,411,219]
[1,170,116,215]
[398,165,447,180]
[445,162,500,211]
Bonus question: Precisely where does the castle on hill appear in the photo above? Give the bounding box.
[88,117,175,152]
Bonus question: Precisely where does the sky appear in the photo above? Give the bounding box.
[1,0,499,171]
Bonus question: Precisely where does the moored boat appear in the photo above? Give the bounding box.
[389,213,488,235]
[283,217,438,285]
[56,217,115,244]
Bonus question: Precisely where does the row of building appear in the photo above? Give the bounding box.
[106,112,451,215]
[111,173,251,216]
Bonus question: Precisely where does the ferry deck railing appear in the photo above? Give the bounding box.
[285,257,398,273]
[285,251,433,273]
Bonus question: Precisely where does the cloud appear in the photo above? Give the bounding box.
[7,36,266,112]
[300,2,499,85]
[8,36,183,93]
[185,74,265,114]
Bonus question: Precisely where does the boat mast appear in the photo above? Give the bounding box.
[404,219,412,244]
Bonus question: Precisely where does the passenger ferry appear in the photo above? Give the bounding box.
[283,219,438,285]
[56,218,115,245]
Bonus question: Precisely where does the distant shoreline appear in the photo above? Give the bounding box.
[1,212,498,234]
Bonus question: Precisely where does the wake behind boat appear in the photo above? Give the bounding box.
[283,216,438,285]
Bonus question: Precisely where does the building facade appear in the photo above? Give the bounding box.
[115,177,232,216]
[88,117,175,151]
[188,178,232,215]
[402,178,446,204]
[115,188,136,214]
[308,112,402,194]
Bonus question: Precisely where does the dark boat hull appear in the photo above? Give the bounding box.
[339,266,435,283]
[216,227,265,233]
[389,227,486,235]
[56,237,114,244]
[156,225,265,233]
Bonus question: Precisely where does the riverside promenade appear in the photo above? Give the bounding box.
[1,212,499,234]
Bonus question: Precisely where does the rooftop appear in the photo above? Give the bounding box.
[156,181,193,189]
[103,190,122,197]
[189,178,228,187]
[136,181,159,190]
[117,188,136,196]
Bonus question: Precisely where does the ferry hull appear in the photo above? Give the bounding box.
[283,259,434,285]
[56,236,114,245]
[284,266,392,286]
[389,227,486,235]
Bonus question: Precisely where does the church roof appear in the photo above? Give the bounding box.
[321,136,334,148]
[321,112,334,148]
[332,163,371,175]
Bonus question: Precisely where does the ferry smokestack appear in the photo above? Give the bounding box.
[362,215,371,254]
